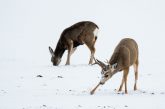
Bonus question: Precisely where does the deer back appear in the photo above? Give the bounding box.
[109,38,138,70]
[61,21,98,46]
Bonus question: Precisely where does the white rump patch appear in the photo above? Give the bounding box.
[93,28,99,37]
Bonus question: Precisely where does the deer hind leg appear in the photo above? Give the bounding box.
[89,46,95,64]
[123,68,129,94]
[66,40,73,65]
[118,71,125,92]
[85,35,97,64]
[85,42,96,65]
[133,60,139,90]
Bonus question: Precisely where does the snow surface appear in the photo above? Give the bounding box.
[0,0,165,109]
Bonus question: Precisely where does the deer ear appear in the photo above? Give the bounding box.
[49,46,55,57]
[112,63,118,69]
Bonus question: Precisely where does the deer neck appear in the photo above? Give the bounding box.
[54,41,66,58]
[111,67,122,77]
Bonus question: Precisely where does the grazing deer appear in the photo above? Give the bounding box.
[49,21,99,66]
[90,38,139,94]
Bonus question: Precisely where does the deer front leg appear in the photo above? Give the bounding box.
[118,71,125,92]
[66,41,73,65]
[123,68,129,94]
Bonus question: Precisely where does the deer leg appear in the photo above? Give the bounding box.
[89,46,95,64]
[118,71,125,92]
[124,68,129,94]
[133,61,138,90]
[66,41,73,65]
[84,34,97,65]
[89,37,97,64]
[85,44,95,64]
[85,42,96,65]
[71,47,77,55]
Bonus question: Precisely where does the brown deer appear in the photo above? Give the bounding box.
[49,21,99,66]
[90,38,139,94]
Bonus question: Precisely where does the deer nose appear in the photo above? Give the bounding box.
[53,63,57,66]
[99,81,105,85]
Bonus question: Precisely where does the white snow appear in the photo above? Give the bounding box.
[0,0,165,109]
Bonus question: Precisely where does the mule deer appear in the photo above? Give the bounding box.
[90,38,139,94]
[49,21,99,66]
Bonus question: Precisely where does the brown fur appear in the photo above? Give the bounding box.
[110,38,138,72]
[91,38,139,94]
[49,21,99,66]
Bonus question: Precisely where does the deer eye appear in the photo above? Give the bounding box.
[104,75,108,78]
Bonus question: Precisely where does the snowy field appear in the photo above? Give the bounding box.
[0,0,165,109]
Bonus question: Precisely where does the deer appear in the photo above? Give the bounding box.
[49,21,99,66]
[90,38,139,95]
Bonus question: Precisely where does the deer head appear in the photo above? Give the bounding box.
[49,46,61,66]
[93,58,118,84]
[90,58,118,95]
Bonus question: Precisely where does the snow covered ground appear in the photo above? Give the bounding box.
[0,63,165,109]
[0,0,165,109]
